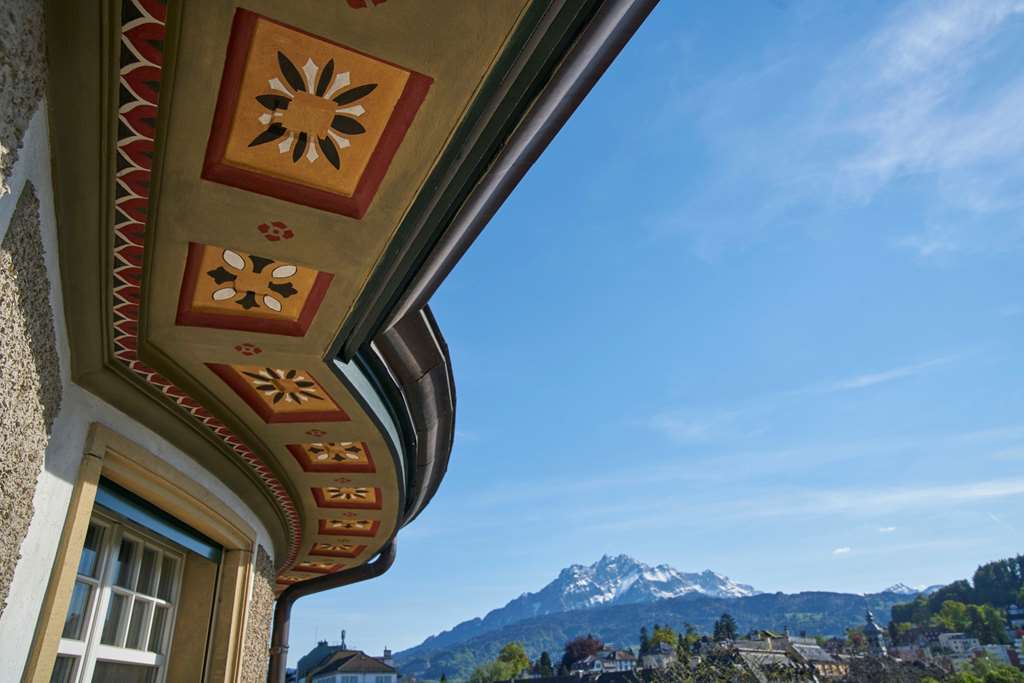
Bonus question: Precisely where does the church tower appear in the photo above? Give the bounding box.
[864,609,888,656]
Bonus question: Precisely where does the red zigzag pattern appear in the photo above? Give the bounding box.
[110,0,301,569]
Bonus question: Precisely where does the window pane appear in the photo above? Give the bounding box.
[126,599,150,649]
[157,555,176,602]
[77,524,104,578]
[91,661,157,683]
[137,547,158,596]
[112,538,138,589]
[61,581,93,640]
[148,604,168,654]
[49,655,77,683]
[100,592,128,645]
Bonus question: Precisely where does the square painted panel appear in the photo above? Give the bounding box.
[286,441,375,473]
[177,242,332,335]
[318,518,380,537]
[207,364,349,423]
[203,9,432,217]
[309,542,366,558]
[312,486,382,509]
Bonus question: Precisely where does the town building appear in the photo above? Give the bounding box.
[571,646,638,674]
[639,641,677,669]
[786,637,850,680]
[307,650,397,683]
[0,1,655,681]
[936,632,982,658]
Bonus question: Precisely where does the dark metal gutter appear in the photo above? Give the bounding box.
[268,543,397,683]
[382,0,660,329]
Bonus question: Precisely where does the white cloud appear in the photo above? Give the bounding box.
[879,526,897,533]
[832,547,852,556]
[822,356,956,392]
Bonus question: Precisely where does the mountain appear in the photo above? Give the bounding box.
[881,583,946,596]
[395,590,911,681]
[397,555,757,668]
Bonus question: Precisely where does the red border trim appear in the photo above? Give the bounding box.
[201,8,433,219]
[286,442,376,473]
[176,242,334,336]
[311,486,383,509]
[317,518,380,537]
[207,363,350,423]
[293,562,346,574]
[309,542,367,558]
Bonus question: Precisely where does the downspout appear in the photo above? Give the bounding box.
[267,542,398,683]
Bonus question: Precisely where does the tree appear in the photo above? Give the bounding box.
[931,600,971,631]
[712,613,737,641]
[650,624,678,649]
[846,627,866,653]
[468,660,516,683]
[497,642,529,677]
[678,623,700,655]
[561,634,603,668]
[945,653,1024,683]
[537,651,554,678]
[440,676,447,683]
[639,626,650,655]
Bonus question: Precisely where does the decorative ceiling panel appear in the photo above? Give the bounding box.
[86,0,536,588]
[203,9,431,217]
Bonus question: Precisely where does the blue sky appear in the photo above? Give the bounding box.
[290,0,1023,663]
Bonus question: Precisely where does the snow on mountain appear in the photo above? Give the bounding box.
[883,583,920,595]
[399,555,758,661]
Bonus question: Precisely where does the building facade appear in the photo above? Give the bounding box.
[0,0,654,681]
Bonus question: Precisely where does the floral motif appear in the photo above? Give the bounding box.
[235,342,262,356]
[243,368,323,404]
[206,249,298,312]
[309,442,363,463]
[325,486,370,501]
[306,428,327,437]
[248,51,377,170]
[347,0,387,7]
[310,542,365,558]
[334,477,352,484]
[318,517,379,537]
[258,221,294,241]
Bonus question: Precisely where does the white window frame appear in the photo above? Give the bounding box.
[54,511,184,683]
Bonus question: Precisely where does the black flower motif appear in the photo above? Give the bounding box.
[243,368,323,404]
[206,249,298,312]
[248,51,377,170]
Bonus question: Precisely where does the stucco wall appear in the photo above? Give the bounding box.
[241,544,277,682]
[0,105,278,682]
[0,180,61,617]
[0,0,46,195]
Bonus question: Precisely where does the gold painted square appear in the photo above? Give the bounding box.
[189,244,320,322]
[222,16,411,197]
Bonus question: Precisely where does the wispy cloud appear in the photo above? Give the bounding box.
[832,547,852,556]
[656,0,1024,258]
[879,526,897,533]
[820,355,956,392]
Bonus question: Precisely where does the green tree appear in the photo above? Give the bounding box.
[968,604,1009,644]
[639,626,650,655]
[712,613,737,641]
[931,600,971,631]
[537,651,554,678]
[650,624,678,649]
[945,654,1024,683]
[468,660,516,683]
[440,676,447,683]
[497,642,529,676]
[679,623,700,655]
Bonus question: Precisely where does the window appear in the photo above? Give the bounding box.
[375,676,392,683]
[51,513,183,683]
